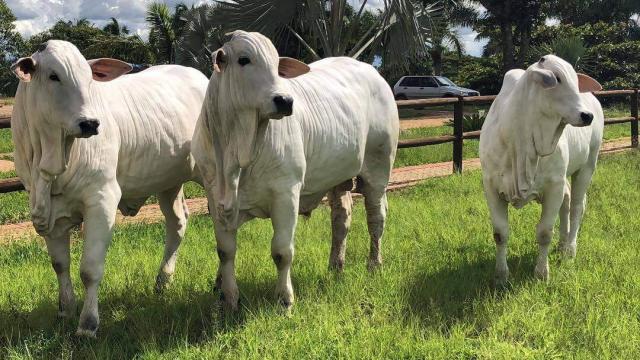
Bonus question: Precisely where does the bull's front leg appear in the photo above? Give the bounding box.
[213,218,240,311]
[217,165,241,231]
[270,187,301,310]
[484,183,510,287]
[76,183,121,338]
[31,174,53,235]
[535,180,565,281]
[44,218,77,318]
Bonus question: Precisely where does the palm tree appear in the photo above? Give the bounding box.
[146,2,189,63]
[176,4,225,75]
[425,1,478,75]
[215,0,443,70]
[103,17,130,36]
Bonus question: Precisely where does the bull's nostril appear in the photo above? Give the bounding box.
[78,119,100,136]
[273,95,294,115]
[580,112,593,125]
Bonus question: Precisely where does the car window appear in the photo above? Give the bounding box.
[420,77,438,87]
[435,77,456,86]
[400,77,420,87]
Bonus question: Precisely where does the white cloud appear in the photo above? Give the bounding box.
[7,0,213,39]
[454,26,487,57]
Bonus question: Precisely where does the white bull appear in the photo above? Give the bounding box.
[192,31,399,310]
[11,40,208,337]
[479,55,603,285]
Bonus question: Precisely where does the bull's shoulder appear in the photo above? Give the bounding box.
[498,69,525,96]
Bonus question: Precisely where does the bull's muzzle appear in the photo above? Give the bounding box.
[580,112,593,126]
[273,95,294,116]
[78,118,100,137]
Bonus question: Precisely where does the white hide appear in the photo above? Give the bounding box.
[11,40,208,336]
[479,55,603,284]
[192,31,399,310]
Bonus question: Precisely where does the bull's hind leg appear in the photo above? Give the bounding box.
[328,181,353,272]
[360,155,393,271]
[76,184,120,338]
[44,218,77,318]
[558,183,571,252]
[559,167,595,258]
[155,185,189,292]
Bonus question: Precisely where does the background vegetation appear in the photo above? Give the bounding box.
[0,0,639,96]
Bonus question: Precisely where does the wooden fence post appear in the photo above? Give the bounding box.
[452,96,464,173]
[631,89,639,148]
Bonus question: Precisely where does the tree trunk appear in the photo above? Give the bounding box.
[501,20,515,72]
[430,48,443,76]
[518,24,531,68]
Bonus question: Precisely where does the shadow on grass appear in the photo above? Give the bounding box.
[0,273,297,358]
[403,252,538,331]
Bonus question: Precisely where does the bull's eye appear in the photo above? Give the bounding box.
[49,73,60,82]
[238,57,251,66]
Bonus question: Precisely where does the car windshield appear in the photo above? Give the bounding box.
[435,77,456,86]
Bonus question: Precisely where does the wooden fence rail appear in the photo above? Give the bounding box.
[1,89,639,193]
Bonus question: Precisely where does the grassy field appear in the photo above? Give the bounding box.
[0,151,638,359]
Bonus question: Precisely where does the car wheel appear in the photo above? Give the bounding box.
[395,94,408,100]
[443,93,455,98]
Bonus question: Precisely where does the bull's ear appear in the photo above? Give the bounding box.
[278,57,310,79]
[11,57,36,82]
[531,68,557,89]
[577,73,602,93]
[212,48,227,73]
[88,58,132,81]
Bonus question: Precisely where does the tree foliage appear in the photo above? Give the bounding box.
[175,4,225,76]
[0,0,24,96]
[215,0,443,71]
[27,19,154,64]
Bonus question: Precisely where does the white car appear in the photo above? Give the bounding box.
[393,75,480,100]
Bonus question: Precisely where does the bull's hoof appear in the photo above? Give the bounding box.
[57,299,77,318]
[534,263,549,281]
[558,243,577,259]
[154,271,174,294]
[367,258,382,272]
[494,269,509,288]
[279,298,293,317]
[75,315,99,338]
[328,258,345,273]
[219,290,239,312]
[75,327,97,338]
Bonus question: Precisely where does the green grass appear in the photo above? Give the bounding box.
[0,151,638,358]
[0,129,13,154]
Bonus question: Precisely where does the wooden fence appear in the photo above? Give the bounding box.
[0,89,638,194]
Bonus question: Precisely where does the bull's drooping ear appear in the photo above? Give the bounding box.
[530,68,558,89]
[11,57,36,82]
[577,73,602,93]
[278,57,310,79]
[87,58,132,82]
[212,48,227,73]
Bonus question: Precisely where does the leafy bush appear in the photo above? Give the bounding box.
[447,110,487,132]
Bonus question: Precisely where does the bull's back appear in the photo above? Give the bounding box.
[107,66,208,196]
[288,57,397,193]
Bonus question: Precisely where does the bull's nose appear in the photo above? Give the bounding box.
[273,95,294,116]
[78,119,100,137]
[580,112,594,126]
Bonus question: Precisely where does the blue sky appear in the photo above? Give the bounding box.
[6,0,488,57]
